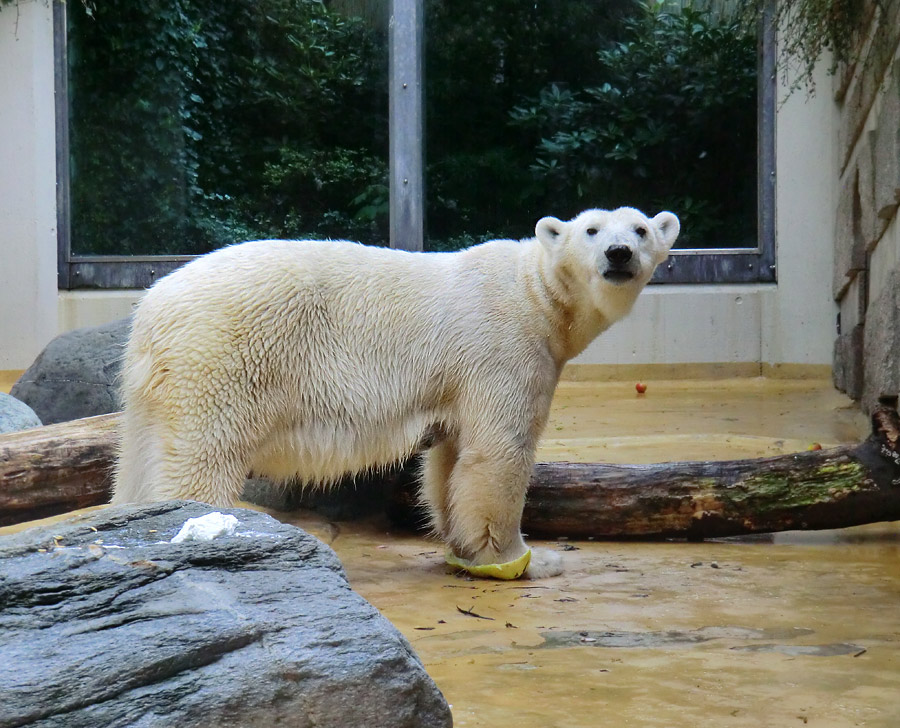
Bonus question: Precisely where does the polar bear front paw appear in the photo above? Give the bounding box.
[525,547,564,579]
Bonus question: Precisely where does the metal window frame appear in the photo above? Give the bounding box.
[55,0,776,289]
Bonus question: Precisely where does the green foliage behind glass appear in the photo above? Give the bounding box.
[429,1,758,249]
[68,0,756,256]
[69,0,388,255]
[424,0,642,247]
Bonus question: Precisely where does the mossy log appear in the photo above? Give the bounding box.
[388,407,900,539]
[2,408,899,538]
[517,406,900,539]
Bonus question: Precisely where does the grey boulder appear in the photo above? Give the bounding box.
[10,317,130,424]
[0,501,452,728]
[0,392,42,433]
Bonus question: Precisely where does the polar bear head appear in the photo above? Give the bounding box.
[535,207,680,292]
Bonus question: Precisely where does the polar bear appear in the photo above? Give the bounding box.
[113,207,679,579]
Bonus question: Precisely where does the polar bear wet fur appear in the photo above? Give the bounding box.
[113,206,679,578]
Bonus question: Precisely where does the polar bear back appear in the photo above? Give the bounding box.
[130,237,540,400]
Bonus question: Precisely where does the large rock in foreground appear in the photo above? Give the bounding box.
[0,501,452,728]
[10,317,130,424]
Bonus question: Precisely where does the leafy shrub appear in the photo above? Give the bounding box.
[69,0,388,255]
[508,2,758,248]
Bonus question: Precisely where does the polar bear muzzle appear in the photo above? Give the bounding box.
[602,243,635,282]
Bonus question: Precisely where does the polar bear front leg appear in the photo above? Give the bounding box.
[444,442,563,579]
[524,545,564,579]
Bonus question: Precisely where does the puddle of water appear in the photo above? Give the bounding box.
[536,626,817,650]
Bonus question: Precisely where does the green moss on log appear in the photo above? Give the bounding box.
[733,460,867,510]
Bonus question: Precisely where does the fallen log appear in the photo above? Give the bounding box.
[389,407,900,539]
[518,406,900,539]
[2,408,899,539]
[0,413,118,526]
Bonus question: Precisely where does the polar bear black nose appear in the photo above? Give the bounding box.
[605,245,632,266]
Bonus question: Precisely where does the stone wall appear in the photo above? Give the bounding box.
[832,1,900,412]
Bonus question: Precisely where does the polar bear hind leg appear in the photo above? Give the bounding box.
[114,407,251,507]
[113,410,167,504]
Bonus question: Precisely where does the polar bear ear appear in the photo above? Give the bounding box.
[535,216,567,250]
[651,211,680,262]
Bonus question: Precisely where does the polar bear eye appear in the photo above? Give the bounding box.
[635,226,647,238]
[586,227,598,236]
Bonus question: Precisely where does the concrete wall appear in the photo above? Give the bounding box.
[831,3,900,411]
[0,0,58,372]
[57,290,141,334]
[763,60,841,368]
[2,3,845,379]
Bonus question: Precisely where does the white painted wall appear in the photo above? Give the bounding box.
[3,11,840,374]
[574,285,766,365]
[0,0,58,370]
[57,290,142,334]
[763,61,840,366]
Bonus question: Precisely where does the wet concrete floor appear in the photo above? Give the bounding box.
[5,378,900,726]
[265,379,899,727]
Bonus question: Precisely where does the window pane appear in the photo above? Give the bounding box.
[67,0,388,256]
[424,0,757,251]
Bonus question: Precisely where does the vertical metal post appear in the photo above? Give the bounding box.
[53,0,72,288]
[388,0,424,251]
[757,0,777,280]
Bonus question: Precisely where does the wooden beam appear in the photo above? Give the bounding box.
[0,413,118,526]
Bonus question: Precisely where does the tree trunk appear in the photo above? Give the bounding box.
[2,409,899,539]
[0,413,118,526]
[388,407,900,539]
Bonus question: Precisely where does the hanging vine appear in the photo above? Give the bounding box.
[739,0,898,94]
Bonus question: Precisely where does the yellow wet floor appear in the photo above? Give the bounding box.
[265,379,899,728]
[4,378,900,726]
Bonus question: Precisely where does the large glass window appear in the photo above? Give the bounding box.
[64,0,388,259]
[57,0,774,288]
[424,0,759,252]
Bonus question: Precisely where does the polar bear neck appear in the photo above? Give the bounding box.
[522,239,642,365]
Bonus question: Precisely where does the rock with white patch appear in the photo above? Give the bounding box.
[0,501,452,728]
